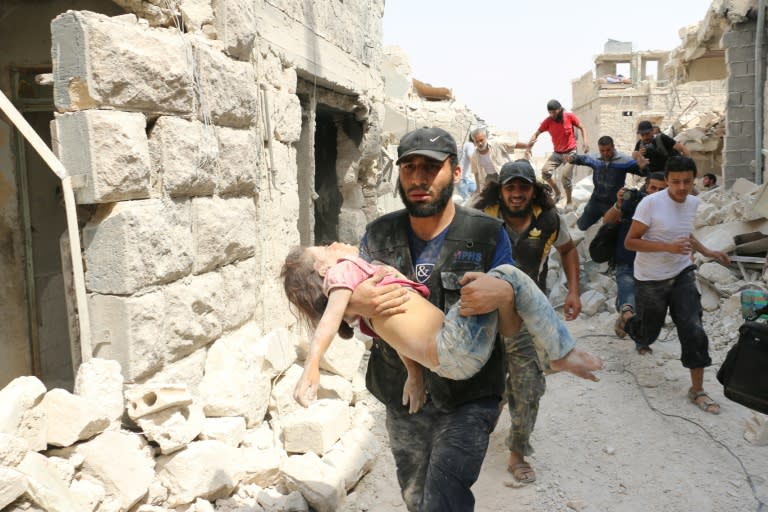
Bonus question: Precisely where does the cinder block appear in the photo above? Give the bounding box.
[282,399,350,456]
[54,110,151,204]
[52,11,193,114]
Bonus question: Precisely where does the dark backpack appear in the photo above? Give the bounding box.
[716,320,768,414]
[588,222,619,264]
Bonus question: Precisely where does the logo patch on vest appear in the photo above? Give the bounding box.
[415,263,434,283]
[454,250,482,265]
[528,228,542,239]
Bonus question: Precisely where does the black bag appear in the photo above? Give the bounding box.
[588,222,619,264]
[716,321,768,414]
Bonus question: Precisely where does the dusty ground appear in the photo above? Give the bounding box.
[342,316,768,512]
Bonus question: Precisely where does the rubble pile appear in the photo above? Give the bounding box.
[673,110,725,154]
[0,330,380,512]
[551,177,768,356]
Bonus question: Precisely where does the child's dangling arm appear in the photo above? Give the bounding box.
[294,289,353,407]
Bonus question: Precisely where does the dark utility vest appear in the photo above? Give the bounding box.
[363,206,506,410]
[485,204,560,291]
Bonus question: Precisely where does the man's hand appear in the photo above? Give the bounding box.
[708,250,730,266]
[563,291,582,321]
[457,272,513,316]
[581,142,589,153]
[402,368,427,414]
[564,154,575,164]
[348,268,410,318]
[668,237,693,255]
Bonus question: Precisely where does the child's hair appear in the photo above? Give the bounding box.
[280,246,354,339]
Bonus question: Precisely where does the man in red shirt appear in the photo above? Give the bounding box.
[526,100,589,209]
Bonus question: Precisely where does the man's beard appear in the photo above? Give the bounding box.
[398,180,454,218]
[500,199,532,218]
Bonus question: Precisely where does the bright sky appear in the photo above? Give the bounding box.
[383,0,713,154]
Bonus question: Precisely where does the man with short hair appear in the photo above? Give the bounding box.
[632,120,691,172]
[349,127,601,510]
[702,173,718,191]
[527,99,589,209]
[618,156,729,414]
[602,172,667,354]
[472,159,581,484]
[566,135,647,231]
[469,126,527,188]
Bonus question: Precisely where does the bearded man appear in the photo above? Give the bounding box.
[472,159,582,484]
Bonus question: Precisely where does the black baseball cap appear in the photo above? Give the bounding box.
[637,120,654,134]
[396,127,457,164]
[500,160,536,185]
[546,99,562,111]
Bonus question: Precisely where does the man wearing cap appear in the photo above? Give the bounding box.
[473,159,581,484]
[526,100,589,209]
[566,135,648,231]
[469,125,528,189]
[632,120,690,173]
[348,128,600,510]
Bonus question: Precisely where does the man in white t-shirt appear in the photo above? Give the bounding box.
[617,156,729,415]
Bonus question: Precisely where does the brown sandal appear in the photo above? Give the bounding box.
[688,389,720,415]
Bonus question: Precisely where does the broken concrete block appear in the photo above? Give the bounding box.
[215,125,260,195]
[241,423,278,450]
[180,0,215,34]
[53,110,151,204]
[0,376,46,439]
[281,452,345,512]
[257,487,308,512]
[136,403,205,454]
[579,289,607,317]
[0,467,28,510]
[321,427,378,491]
[156,440,241,507]
[38,389,110,447]
[731,178,759,195]
[140,347,207,397]
[254,328,298,378]
[237,446,284,487]
[74,358,125,429]
[17,451,79,512]
[193,40,259,128]
[148,117,217,197]
[699,281,721,312]
[88,292,164,383]
[83,199,193,295]
[317,373,354,404]
[191,196,257,274]
[75,431,155,512]
[199,323,271,427]
[198,416,246,446]
[282,399,351,456]
[52,11,193,114]
[698,262,737,285]
[125,384,193,420]
[268,364,305,418]
[319,337,366,381]
[270,90,302,143]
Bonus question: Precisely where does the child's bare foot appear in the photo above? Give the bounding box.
[549,347,603,381]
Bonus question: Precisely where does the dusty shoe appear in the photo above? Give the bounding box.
[614,305,633,338]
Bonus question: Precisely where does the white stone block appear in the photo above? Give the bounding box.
[74,358,125,429]
[218,259,258,331]
[281,452,344,512]
[0,376,46,437]
[0,467,28,510]
[136,403,204,455]
[180,0,215,34]
[140,347,207,397]
[156,440,241,507]
[199,416,246,446]
[149,117,217,197]
[18,408,48,452]
[320,336,366,381]
[199,323,271,427]
[52,11,193,113]
[268,364,305,418]
[75,431,155,512]
[237,446,283,486]
[257,487,308,511]
[317,374,354,404]
[321,427,378,491]
[193,40,258,128]
[580,289,607,317]
[83,199,193,295]
[698,261,737,285]
[54,110,151,204]
[88,292,164,383]
[212,0,256,60]
[282,399,350,456]
[215,125,260,195]
[69,477,105,512]
[270,90,301,143]
[0,433,29,466]
[254,328,298,378]
[38,389,110,447]
[17,451,80,512]
[192,196,256,273]
[125,384,193,420]
[241,423,277,450]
